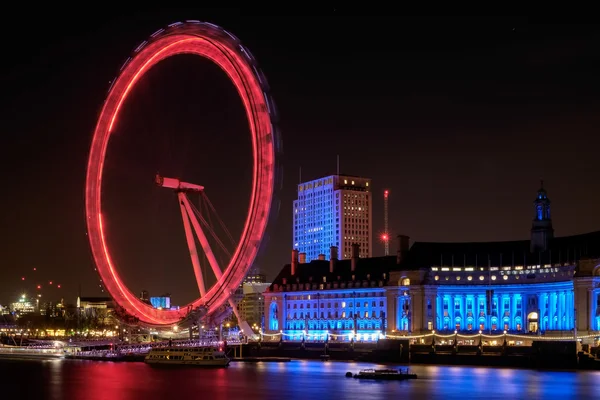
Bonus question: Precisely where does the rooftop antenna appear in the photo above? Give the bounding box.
[383,189,390,256]
[336,155,340,176]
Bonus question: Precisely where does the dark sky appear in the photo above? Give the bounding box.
[1,12,599,306]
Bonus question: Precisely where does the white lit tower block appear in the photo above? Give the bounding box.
[293,174,372,261]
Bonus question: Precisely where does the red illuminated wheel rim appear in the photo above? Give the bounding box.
[85,21,277,327]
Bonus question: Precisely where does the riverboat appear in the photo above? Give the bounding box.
[144,346,230,367]
[348,368,417,380]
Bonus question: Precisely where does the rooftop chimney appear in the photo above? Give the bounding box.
[291,249,299,276]
[299,252,307,264]
[351,243,360,271]
[329,246,338,273]
[397,235,410,264]
[318,254,326,261]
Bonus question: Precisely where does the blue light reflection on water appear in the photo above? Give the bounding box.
[1,358,600,400]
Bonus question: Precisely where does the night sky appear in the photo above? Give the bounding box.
[1,12,599,306]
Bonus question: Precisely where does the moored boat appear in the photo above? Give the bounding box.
[349,368,417,380]
[144,346,230,367]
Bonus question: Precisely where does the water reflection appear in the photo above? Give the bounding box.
[1,359,600,400]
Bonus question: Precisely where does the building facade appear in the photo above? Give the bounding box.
[238,282,270,328]
[293,174,372,262]
[265,185,600,343]
[228,269,270,329]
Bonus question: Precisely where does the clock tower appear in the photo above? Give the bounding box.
[530,180,554,253]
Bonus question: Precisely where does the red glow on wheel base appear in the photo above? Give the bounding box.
[85,22,277,327]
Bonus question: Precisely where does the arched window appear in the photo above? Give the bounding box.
[401,278,410,286]
[269,303,279,331]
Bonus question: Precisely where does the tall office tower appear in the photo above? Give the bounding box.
[293,174,372,262]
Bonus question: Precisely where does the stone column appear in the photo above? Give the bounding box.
[436,294,443,331]
[385,291,396,334]
[568,290,573,330]
[451,294,456,331]
[537,293,542,332]
[559,291,565,330]
[461,295,466,330]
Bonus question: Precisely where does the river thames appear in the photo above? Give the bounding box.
[2,358,599,399]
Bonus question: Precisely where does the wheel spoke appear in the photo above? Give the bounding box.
[178,193,207,297]
[181,195,223,280]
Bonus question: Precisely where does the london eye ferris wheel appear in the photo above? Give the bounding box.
[84,21,281,328]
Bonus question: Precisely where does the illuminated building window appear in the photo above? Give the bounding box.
[479,276,484,281]
[341,302,346,308]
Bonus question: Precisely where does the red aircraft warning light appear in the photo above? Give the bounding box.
[21,277,25,281]
[37,285,41,289]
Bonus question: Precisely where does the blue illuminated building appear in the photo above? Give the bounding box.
[265,184,600,343]
[293,174,372,262]
[150,296,171,309]
[265,244,393,341]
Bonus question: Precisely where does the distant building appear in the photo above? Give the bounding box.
[77,296,115,326]
[40,300,65,318]
[139,290,150,303]
[238,282,271,328]
[293,174,372,263]
[264,184,600,344]
[11,295,35,316]
[150,296,171,309]
[230,269,270,327]
[77,297,114,310]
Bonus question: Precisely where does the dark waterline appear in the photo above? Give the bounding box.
[2,358,599,400]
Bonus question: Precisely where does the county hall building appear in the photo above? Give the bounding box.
[263,184,600,343]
